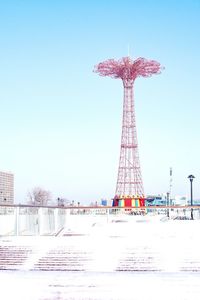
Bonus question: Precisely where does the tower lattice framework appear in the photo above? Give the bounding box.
[94,56,163,197]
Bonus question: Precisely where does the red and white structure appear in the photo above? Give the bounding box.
[94,56,163,203]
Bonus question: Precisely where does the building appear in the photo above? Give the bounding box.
[0,171,14,204]
[145,194,167,206]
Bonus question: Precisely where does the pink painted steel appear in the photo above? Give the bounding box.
[94,56,163,197]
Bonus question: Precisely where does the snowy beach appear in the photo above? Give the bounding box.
[1,215,200,300]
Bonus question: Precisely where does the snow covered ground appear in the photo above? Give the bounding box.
[1,215,200,300]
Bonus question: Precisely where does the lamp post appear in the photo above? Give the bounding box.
[188,175,195,220]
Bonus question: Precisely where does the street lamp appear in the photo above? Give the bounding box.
[188,174,195,220]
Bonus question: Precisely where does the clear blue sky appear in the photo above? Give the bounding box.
[0,0,200,204]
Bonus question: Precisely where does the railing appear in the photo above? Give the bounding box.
[0,204,200,236]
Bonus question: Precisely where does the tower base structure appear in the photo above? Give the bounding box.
[113,195,145,208]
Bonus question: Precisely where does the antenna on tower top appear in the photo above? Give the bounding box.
[127,44,130,57]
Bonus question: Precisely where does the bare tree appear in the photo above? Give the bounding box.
[27,186,51,206]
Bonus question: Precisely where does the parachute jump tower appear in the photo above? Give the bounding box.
[94,56,163,207]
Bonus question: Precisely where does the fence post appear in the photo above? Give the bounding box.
[15,206,20,236]
[106,208,109,223]
[38,207,43,235]
[54,208,59,234]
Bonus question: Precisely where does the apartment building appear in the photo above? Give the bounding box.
[0,171,14,204]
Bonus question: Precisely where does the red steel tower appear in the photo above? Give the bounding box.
[94,56,163,199]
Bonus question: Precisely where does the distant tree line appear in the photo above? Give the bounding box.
[27,186,74,207]
[27,186,51,206]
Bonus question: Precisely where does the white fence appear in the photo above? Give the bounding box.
[0,204,200,236]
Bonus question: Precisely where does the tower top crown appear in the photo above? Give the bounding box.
[94,56,163,81]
